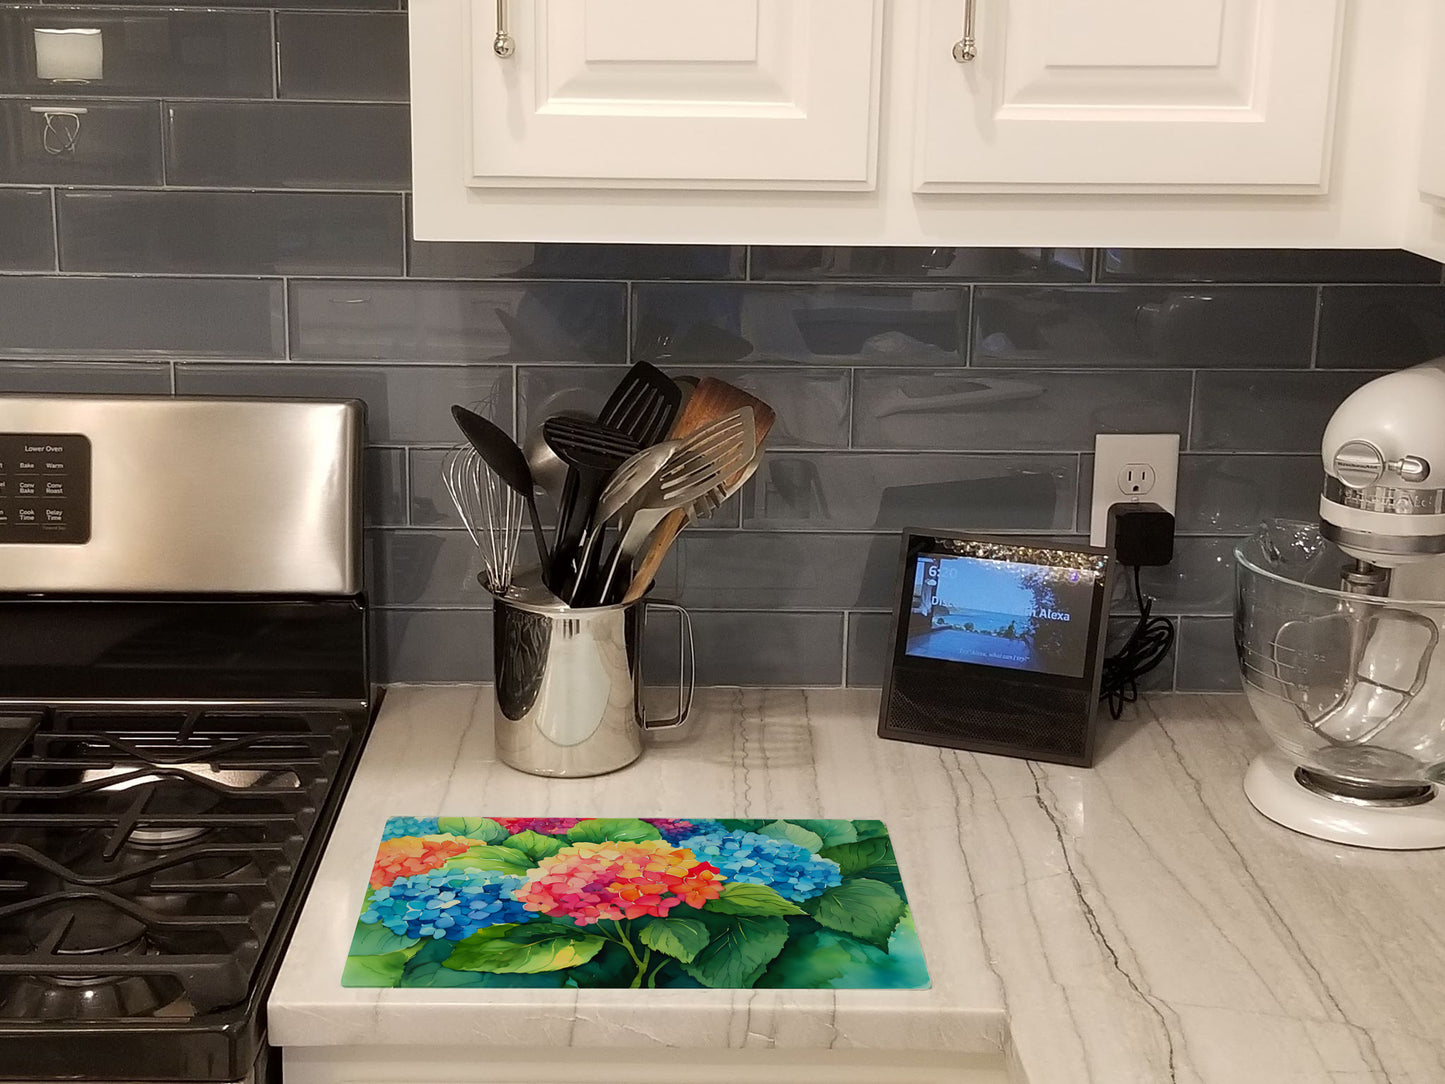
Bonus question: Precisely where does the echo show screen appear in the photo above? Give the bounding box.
[905,554,1099,678]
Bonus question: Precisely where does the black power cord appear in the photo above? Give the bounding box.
[1099,565,1175,719]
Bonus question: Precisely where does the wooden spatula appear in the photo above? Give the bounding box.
[621,377,776,603]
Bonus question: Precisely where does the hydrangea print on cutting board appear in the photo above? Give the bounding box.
[343,817,930,990]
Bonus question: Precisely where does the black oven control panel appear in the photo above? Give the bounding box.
[0,433,91,544]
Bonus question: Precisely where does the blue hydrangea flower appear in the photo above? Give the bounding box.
[360,867,532,941]
[381,816,440,840]
[646,818,727,844]
[677,830,842,902]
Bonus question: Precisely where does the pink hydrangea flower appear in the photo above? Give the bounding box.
[514,840,724,925]
[492,817,583,835]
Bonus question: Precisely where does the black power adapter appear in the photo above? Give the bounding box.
[1099,501,1176,718]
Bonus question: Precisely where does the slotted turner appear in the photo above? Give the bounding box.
[598,361,683,448]
[543,415,641,588]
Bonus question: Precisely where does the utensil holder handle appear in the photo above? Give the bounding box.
[640,599,694,730]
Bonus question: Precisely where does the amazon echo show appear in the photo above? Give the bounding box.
[879,530,1113,767]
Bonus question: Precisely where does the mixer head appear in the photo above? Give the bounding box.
[1319,359,1445,569]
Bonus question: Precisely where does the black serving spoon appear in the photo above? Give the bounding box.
[450,405,551,576]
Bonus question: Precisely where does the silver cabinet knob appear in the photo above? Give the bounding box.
[952,0,978,62]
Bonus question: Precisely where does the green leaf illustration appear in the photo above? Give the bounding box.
[638,917,711,964]
[851,819,890,841]
[819,837,891,877]
[564,818,663,844]
[402,959,568,988]
[758,820,824,853]
[681,914,789,988]
[445,844,534,875]
[801,878,905,950]
[341,942,423,986]
[705,881,806,917]
[445,923,607,974]
[756,928,868,988]
[792,819,859,848]
[504,830,565,862]
[437,817,508,843]
[348,920,420,957]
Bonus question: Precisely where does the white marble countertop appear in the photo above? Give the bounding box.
[269,687,1445,1083]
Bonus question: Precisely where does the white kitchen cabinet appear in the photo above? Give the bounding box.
[412,0,1430,248]
[914,0,1343,192]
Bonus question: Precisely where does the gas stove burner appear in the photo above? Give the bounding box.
[0,929,186,1021]
[22,900,147,958]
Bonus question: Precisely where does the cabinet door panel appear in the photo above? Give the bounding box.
[467,0,882,190]
[914,0,1343,192]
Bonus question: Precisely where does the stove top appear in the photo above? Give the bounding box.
[0,703,372,1081]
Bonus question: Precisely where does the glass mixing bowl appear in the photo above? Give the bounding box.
[1235,520,1445,788]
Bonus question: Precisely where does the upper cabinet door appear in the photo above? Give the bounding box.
[913,0,1345,192]
[465,0,883,191]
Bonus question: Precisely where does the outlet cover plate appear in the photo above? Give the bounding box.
[1090,433,1180,546]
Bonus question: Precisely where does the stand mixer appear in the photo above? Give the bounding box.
[1236,359,1445,849]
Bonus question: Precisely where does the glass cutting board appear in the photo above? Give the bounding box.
[342,817,930,990]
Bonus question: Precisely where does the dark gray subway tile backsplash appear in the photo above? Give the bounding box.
[4,4,1443,688]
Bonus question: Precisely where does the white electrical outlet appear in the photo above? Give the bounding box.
[1090,434,1180,547]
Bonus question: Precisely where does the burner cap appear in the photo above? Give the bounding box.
[24,900,146,956]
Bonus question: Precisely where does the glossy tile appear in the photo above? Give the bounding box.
[1100,249,1442,283]
[750,247,1091,282]
[645,611,844,686]
[407,449,460,529]
[0,360,171,394]
[633,283,969,365]
[1316,286,1445,369]
[167,102,409,190]
[372,609,492,685]
[410,234,744,280]
[174,364,512,443]
[1191,370,1386,453]
[974,286,1315,368]
[1173,618,1240,692]
[670,532,895,611]
[1136,536,1240,616]
[845,611,892,687]
[854,369,1193,451]
[1173,455,1321,534]
[365,529,490,608]
[0,277,282,358]
[517,365,851,450]
[740,452,1078,532]
[278,13,408,101]
[0,9,272,97]
[0,99,162,184]
[0,189,54,271]
[365,447,407,527]
[58,191,403,276]
[290,280,627,363]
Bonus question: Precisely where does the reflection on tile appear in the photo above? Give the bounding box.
[0,10,272,97]
[174,364,512,443]
[1316,286,1445,369]
[366,529,490,607]
[290,280,627,362]
[854,369,1192,451]
[740,452,1078,532]
[1173,455,1321,534]
[517,365,851,450]
[633,283,969,365]
[167,102,409,189]
[0,361,171,394]
[645,611,844,686]
[59,191,403,276]
[672,533,893,611]
[372,609,492,684]
[0,277,282,358]
[408,449,460,528]
[0,100,162,184]
[0,189,54,271]
[1100,249,1441,284]
[1103,616,1175,693]
[1191,371,1385,453]
[1137,537,1240,616]
[750,247,1091,282]
[278,13,409,101]
[365,447,407,526]
[1174,618,1240,692]
[845,611,892,687]
[410,235,744,280]
[974,287,1314,368]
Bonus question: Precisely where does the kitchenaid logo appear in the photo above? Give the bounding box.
[1033,607,1070,621]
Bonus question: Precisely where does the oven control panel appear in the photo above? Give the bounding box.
[0,433,91,544]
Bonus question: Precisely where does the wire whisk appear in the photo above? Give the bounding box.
[442,444,524,594]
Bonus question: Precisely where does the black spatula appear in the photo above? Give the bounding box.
[597,361,682,448]
[542,415,640,589]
